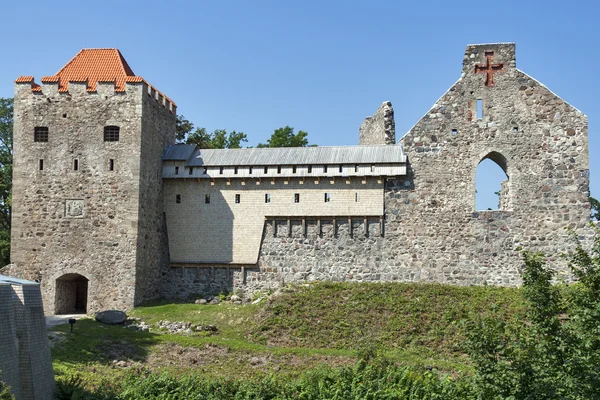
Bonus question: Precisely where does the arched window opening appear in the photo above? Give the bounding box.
[55,273,89,314]
[476,151,509,211]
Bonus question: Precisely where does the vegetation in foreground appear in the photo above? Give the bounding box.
[50,227,600,399]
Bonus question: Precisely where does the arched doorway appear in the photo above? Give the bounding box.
[55,273,88,314]
[476,151,510,211]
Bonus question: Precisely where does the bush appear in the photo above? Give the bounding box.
[466,226,600,399]
[0,371,14,400]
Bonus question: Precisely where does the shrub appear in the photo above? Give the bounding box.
[0,371,14,400]
[466,226,600,399]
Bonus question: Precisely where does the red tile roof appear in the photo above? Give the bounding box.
[16,49,175,106]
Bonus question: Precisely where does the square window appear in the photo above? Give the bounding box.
[34,127,48,142]
[205,194,210,204]
[104,126,120,141]
[235,194,241,203]
[294,193,300,203]
[451,129,458,135]
[324,193,331,202]
[265,193,271,203]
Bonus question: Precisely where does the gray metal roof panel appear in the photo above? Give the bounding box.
[163,144,196,161]
[182,145,406,166]
[0,274,38,286]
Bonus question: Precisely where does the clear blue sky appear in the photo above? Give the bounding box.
[1,0,597,210]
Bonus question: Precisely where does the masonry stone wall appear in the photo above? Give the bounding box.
[164,177,386,265]
[359,101,396,145]
[0,276,54,400]
[160,43,592,297]
[11,79,174,313]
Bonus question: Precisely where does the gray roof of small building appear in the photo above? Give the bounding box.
[163,144,406,166]
[0,274,38,286]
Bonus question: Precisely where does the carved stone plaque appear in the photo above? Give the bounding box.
[65,199,84,218]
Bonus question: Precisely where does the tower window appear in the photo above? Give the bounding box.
[292,166,297,174]
[265,193,271,203]
[175,166,179,175]
[324,193,331,202]
[355,192,359,202]
[205,194,210,204]
[264,166,268,174]
[203,167,208,175]
[339,165,343,173]
[73,159,79,171]
[234,166,238,175]
[189,167,193,175]
[324,165,328,173]
[476,99,483,120]
[219,166,224,175]
[109,159,114,171]
[308,165,312,173]
[39,159,44,171]
[355,165,359,173]
[235,194,241,204]
[294,193,300,203]
[249,167,253,175]
[34,127,48,142]
[176,194,181,204]
[277,166,281,174]
[103,126,120,141]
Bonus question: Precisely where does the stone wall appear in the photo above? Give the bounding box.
[11,79,174,313]
[163,177,386,264]
[160,43,592,297]
[359,101,396,145]
[0,275,54,400]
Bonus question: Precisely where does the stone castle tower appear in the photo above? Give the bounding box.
[10,49,176,314]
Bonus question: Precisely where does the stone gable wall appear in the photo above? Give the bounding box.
[160,43,592,298]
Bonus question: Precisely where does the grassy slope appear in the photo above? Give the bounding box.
[50,282,527,391]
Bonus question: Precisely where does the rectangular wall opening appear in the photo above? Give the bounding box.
[476,99,483,119]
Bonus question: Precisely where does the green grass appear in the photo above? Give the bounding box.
[50,281,529,394]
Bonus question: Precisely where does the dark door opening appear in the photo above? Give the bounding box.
[55,273,89,314]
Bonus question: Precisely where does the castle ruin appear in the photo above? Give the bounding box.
[5,43,592,314]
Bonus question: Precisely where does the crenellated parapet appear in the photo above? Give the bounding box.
[14,75,176,113]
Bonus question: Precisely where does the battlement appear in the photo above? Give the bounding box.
[14,75,176,113]
[14,48,176,112]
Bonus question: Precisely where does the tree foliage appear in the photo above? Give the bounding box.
[0,98,12,267]
[175,114,247,149]
[466,225,600,399]
[257,126,310,148]
[590,196,600,221]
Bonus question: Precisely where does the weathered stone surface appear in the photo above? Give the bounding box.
[159,43,592,300]
[10,52,176,314]
[95,310,127,325]
[359,101,396,145]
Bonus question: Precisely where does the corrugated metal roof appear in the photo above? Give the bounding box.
[163,144,196,161]
[166,144,406,166]
[0,274,38,286]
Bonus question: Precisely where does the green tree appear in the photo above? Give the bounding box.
[257,126,310,148]
[590,196,599,221]
[175,114,194,143]
[466,225,600,399]
[0,98,12,267]
[0,370,14,400]
[186,128,247,149]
